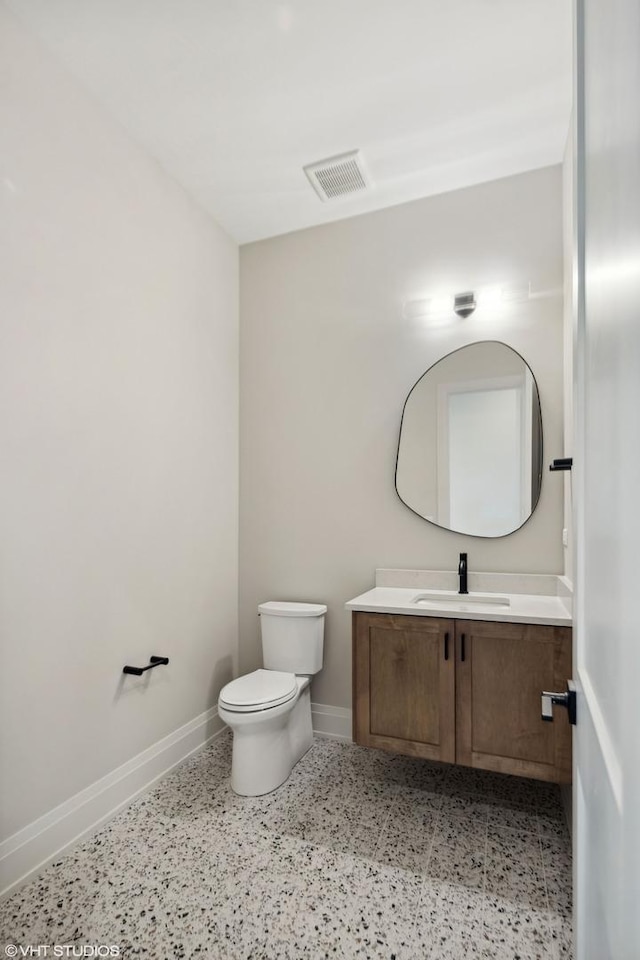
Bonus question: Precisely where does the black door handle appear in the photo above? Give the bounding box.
[541,680,577,724]
[444,632,449,661]
[460,634,466,662]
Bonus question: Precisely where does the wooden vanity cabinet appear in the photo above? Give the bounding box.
[352,612,572,784]
[456,620,572,783]
[352,613,455,763]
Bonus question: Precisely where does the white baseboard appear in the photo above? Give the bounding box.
[311,702,352,741]
[0,707,225,901]
[1,701,352,901]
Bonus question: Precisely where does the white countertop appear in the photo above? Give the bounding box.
[345,586,572,626]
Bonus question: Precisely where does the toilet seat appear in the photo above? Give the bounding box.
[219,669,297,713]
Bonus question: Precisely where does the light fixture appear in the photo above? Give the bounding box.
[453,291,476,318]
[403,282,532,322]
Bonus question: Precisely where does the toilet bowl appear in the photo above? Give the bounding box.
[218,670,313,795]
[218,601,326,796]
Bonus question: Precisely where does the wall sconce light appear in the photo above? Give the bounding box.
[453,291,476,318]
[403,282,531,322]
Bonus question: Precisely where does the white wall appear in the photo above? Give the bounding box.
[240,167,565,709]
[0,7,238,843]
[562,129,575,584]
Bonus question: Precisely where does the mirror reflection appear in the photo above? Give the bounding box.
[395,341,543,538]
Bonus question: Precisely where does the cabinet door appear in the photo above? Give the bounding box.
[353,612,455,762]
[455,620,572,783]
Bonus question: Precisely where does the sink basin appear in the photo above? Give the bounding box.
[412,592,510,611]
[345,577,572,626]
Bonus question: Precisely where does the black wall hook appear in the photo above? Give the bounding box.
[549,458,573,472]
[123,656,169,676]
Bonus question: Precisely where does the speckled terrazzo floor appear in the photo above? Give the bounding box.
[1,733,573,959]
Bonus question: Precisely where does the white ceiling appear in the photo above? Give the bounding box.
[6,0,573,244]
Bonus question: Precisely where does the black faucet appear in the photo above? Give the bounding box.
[458,553,468,594]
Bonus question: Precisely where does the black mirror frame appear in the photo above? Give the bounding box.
[394,340,544,539]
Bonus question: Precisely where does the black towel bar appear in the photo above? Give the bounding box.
[123,656,169,676]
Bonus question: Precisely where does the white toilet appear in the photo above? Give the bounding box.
[218,600,326,796]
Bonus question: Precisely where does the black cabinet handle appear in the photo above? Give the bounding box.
[460,634,466,662]
[444,632,449,661]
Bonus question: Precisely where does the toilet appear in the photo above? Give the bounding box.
[218,600,326,796]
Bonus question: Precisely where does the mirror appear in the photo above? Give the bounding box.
[395,341,543,538]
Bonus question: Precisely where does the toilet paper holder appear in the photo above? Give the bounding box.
[123,655,169,676]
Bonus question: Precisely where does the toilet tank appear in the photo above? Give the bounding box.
[259,601,326,674]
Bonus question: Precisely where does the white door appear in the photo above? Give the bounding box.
[573,1,640,956]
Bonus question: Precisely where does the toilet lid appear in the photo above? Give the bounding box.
[219,669,297,711]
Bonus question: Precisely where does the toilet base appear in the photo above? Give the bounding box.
[225,682,313,796]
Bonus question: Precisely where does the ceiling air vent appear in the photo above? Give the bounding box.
[304,150,370,202]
